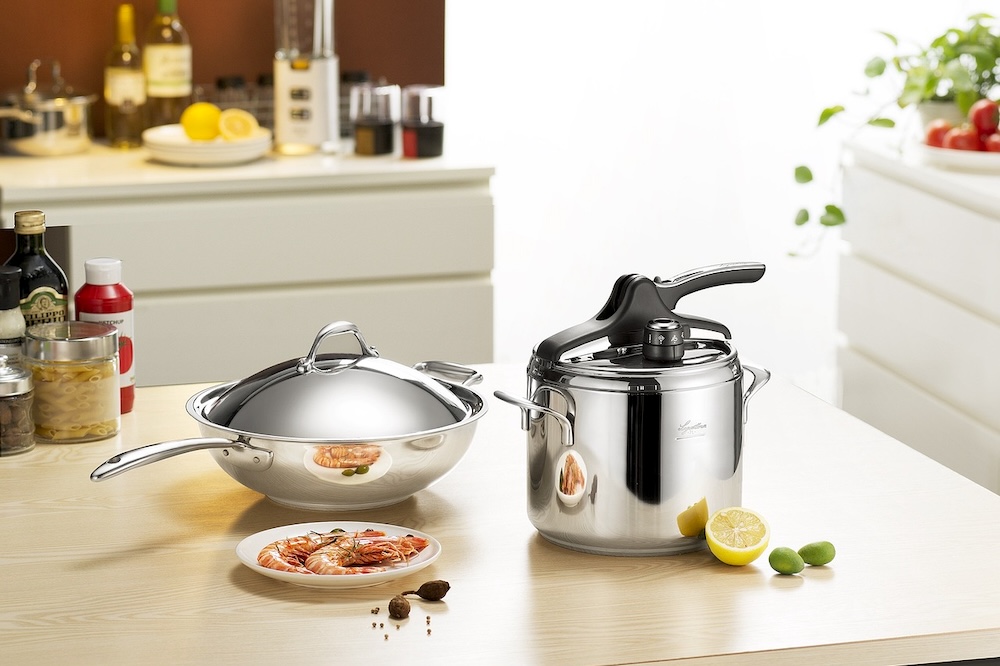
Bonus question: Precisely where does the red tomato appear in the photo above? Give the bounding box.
[984,133,1000,152]
[943,125,985,151]
[969,99,1000,135]
[925,119,953,147]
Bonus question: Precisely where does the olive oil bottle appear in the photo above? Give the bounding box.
[104,3,146,147]
[2,210,69,327]
[144,0,192,128]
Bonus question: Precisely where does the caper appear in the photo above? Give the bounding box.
[402,579,451,601]
[388,594,410,619]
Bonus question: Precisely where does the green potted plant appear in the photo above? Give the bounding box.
[794,13,1000,235]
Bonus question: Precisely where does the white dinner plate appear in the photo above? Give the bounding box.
[142,124,272,167]
[236,521,441,589]
[911,142,1000,171]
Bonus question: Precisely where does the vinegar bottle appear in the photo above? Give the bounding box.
[75,258,135,414]
[3,210,69,327]
[144,0,192,128]
[104,3,145,147]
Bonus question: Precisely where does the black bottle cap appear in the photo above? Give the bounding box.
[0,266,22,311]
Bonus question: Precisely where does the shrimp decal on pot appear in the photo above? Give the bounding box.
[256,528,429,575]
[556,450,588,508]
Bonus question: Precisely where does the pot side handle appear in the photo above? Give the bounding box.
[741,364,770,424]
[90,437,252,481]
[494,390,574,447]
[412,360,483,387]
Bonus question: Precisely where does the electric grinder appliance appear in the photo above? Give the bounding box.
[273,0,339,154]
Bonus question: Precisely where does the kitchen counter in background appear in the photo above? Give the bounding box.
[839,134,1000,495]
[2,364,999,664]
[0,144,495,385]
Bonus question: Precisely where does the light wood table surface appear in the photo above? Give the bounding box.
[2,363,999,665]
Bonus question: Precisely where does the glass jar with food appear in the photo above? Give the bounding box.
[0,354,34,455]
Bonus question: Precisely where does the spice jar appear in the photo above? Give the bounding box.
[401,84,444,158]
[24,321,120,443]
[0,354,34,455]
[349,82,400,155]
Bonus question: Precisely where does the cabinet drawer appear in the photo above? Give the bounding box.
[840,346,1000,494]
[62,184,494,292]
[839,253,1000,432]
[842,165,1000,324]
[135,277,493,386]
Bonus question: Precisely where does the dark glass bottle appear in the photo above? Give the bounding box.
[3,210,70,327]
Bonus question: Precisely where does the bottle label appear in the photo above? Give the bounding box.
[78,309,135,390]
[105,67,147,105]
[144,44,192,96]
[21,287,68,327]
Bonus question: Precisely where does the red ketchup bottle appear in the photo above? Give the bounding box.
[75,258,135,413]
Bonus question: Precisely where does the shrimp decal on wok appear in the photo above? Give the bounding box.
[256,528,429,575]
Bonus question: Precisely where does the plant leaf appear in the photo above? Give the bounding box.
[877,30,899,46]
[795,209,810,226]
[864,57,887,78]
[794,166,814,183]
[818,105,845,126]
[867,117,896,128]
[820,204,846,227]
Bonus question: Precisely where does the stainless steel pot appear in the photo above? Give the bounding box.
[91,321,487,510]
[1,60,96,156]
[495,263,770,556]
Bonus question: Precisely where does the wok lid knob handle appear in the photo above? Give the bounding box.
[642,318,685,362]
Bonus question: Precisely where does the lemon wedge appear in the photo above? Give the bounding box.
[676,497,709,537]
[219,108,260,141]
[705,507,770,566]
[179,102,222,141]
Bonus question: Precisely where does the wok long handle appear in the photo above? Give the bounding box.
[90,437,269,481]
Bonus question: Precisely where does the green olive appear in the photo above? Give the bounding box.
[356,464,370,475]
[341,468,356,477]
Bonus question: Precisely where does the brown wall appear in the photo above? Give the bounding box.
[0,0,444,135]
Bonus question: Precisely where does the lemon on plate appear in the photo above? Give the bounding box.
[219,108,260,141]
[705,506,770,566]
[180,102,222,141]
[676,497,709,537]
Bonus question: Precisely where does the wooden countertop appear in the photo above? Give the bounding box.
[2,364,999,665]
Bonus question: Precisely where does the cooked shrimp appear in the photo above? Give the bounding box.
[560,452,585,495]
[312,444,382,469]
[256,529,386,574]
[305,533,430,575]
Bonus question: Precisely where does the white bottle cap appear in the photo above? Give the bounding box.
[84,257,123,286]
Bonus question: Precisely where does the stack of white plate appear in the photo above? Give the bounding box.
[142,124,272,167]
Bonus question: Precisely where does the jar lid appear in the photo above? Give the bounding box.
[25,321,118,361]
[0,355,32,396]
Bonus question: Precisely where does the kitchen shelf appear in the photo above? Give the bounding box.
[0,143,495,386]
[839,133,1000,494]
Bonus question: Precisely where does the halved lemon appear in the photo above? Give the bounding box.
[219,108,260,141]
[705,507,770,566]
[676,497,709,537]
[180,102,222,141]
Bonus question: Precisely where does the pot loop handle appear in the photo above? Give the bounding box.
[534,262,766,362]
[297,320,378,374]
[494,388,575,447]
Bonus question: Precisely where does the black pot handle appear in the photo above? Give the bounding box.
[534,262,765,362]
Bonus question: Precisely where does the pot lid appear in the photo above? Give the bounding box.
[196,321,476,440]
[5,59,95,109]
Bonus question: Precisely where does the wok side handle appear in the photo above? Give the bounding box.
[412,360,483,386]
[90,437,242,481]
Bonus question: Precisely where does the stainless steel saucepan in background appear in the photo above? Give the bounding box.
[1,60,96,156]
[91,321,488,510]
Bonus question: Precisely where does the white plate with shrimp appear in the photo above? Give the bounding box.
[236,521,441,589]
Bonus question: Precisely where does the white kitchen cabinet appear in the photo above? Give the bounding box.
[0,146,494,385]
[839,136,1000,493]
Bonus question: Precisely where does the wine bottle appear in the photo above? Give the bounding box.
[105,3,145,147]
[2,210,70,327]
[144,0,192,128]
